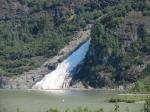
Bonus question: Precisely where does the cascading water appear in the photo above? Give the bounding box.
[32,39,91,89]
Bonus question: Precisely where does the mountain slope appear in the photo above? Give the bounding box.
[0,0,149,90]
[0,0,120,88]
[0,0,120,77]
[72,0,150,91]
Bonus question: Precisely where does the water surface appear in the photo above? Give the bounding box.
[0,89,144,112]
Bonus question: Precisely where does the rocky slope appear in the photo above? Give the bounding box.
[71,0,150,90]
[0,28,91,89]
[0,0,122,89]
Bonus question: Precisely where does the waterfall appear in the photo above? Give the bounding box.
[32,39,91,90]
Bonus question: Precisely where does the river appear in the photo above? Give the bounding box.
[0,89,144,112]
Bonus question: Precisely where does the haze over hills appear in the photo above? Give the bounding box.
[0,0,149,91]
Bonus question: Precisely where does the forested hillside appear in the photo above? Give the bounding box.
[74,0,150,91]
[0,0,149,90]
[0,0,119,76]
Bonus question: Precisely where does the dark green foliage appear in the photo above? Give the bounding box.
[132,64,150,92]
[0,13,66,76]
[134,78,150,92]
[0,0,120,77]
[109,94,150,103]
[77,0,150,88]
[0,0,149,91]
[144,99,150,112]
[0,0,107,76]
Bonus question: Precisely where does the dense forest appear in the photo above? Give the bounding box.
[0,0,149,90]
[75,0,150,91]
[0,0,116,76]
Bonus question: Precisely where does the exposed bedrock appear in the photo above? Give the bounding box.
[0,29,91,89]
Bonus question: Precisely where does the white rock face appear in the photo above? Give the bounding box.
[32,39,91,90]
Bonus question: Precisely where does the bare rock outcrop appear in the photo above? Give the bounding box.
[0,29,91,89]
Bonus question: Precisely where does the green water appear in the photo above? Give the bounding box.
[0,89,144,112]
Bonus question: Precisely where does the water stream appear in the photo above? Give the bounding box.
[33,39,91,89]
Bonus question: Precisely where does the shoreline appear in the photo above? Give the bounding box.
[0,88,149,94]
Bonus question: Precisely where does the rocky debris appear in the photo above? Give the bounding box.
[125,65,146,82]
[70,81,94,89]
[125,55,150,82]
[0,28,91,89]
[117,11,150,46]
[0,67,49,89]
[70,81,85,89]
[43,29,91,67]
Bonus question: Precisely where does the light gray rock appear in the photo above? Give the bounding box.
[0,28,91,89]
